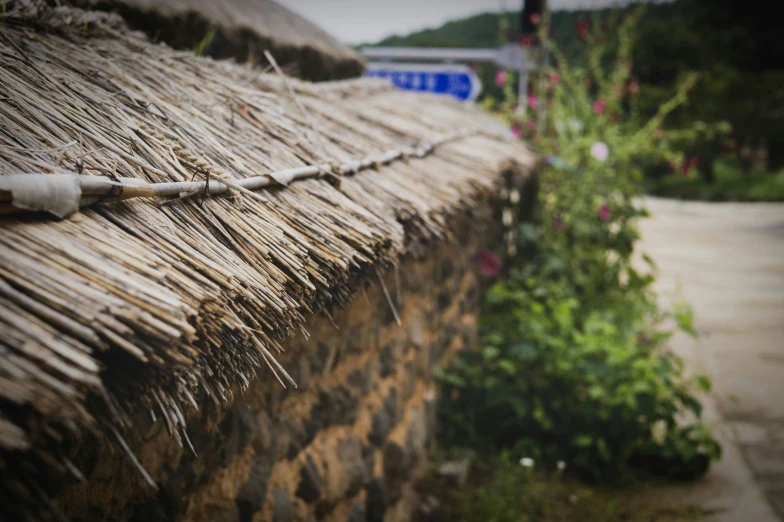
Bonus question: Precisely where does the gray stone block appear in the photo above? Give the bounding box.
[338,435,369,497]
[236,455,273,521]
[368,411,391,447]
[361,444,375,481]
[383,387,400,424]
[347,503,366,522]
[365,478,387,522]
[297,356,311,390]
[296,454,323,503]
[407,318,426,351]
[382,441,408,503]
[406,410,427,464]
[424,392,437,444]
[379,343,398,378]
[272,489,293,522]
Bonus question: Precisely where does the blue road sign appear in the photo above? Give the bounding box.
[365,63,482,102]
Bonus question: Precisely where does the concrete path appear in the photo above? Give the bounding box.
[638,198,784,521]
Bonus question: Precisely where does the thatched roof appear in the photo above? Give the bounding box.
[0,1,533,516]
[69,0,365,81]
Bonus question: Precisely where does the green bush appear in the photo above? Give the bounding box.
[436,7,720,482]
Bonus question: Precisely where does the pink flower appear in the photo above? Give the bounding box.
[628,81,640,94]
[527,94,539,109]
[575,19,589,39]
[549,72,560,85]
[495,69,507,87]
[598,204,611,222]
[511,127,521,138]
[530,13,542,25]
[590,141,609,162]
[477,248,502,277]
[526,120,536,131]
[554,217,564,230]
[593,99,606,115]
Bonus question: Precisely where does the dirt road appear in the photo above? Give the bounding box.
[638,198,784,521]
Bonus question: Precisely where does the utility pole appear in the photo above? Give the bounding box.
[519,0,544,115]
[521,0,548,129]
[521,0,544,36]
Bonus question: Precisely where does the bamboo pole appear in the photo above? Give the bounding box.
[0,130,481,217]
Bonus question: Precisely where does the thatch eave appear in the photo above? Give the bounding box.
[0,2,534,517]
[69,0,366,81]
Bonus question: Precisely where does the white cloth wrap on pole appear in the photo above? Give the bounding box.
[0,174,81,218]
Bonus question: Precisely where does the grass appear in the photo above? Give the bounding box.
[193,28,216,57]
[416,453,720,522]
[647,159,784,202]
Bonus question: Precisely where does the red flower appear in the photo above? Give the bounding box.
[530,13,542,25]
[520,35,534,48]
[549,72,560,85]
[593,99,606,115]
[598,204,611,222]
[680,156,698,176]
[575,19,589,39]
[477,248,502,277]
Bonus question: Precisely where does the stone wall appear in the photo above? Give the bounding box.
[56,227,487,522]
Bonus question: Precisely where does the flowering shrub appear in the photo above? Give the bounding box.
[437,7,720,482]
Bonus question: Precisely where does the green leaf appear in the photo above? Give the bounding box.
[574,435,594,447]
[510,342,538,361]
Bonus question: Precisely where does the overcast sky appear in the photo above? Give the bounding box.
[276,0,638,45]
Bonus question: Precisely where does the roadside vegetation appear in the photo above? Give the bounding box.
[418,452,720,522]
[419,7,723,520]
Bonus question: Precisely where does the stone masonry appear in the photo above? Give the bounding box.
[55,224,488,522]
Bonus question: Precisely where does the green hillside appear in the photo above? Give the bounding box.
[361,3,680,104]
[366,5,677,63]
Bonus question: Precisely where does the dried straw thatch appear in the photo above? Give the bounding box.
[0,0,533,516]
[69,0,365,80]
